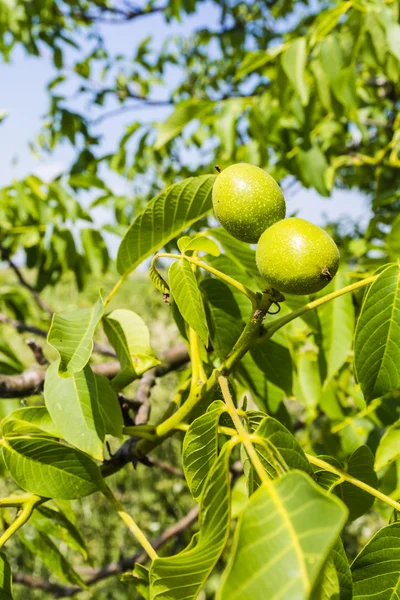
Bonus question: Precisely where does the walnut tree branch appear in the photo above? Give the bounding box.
[0,344,189,398]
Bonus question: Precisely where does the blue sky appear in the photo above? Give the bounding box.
[0,1,371,232]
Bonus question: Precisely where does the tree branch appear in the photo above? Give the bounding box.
[0,312,116,357]
[0,344,189,398]
[13,505,199,597]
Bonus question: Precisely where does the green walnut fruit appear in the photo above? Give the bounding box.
[256,217,340,295]
[212,163,286,243]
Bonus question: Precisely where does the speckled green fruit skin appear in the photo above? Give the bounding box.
[256,217,340,295]
[212,163,286,243]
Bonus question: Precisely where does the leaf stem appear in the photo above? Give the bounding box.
[104,276,126,307]
[306,454,400,513]
[103,485,158,561]
[189,327,207,388]
[0,495,43,549]
[331,398,382,434]
[261,275,378,341]
[218,374,271,486]
[156,252,258,307]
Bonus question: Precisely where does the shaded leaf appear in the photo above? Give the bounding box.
[375,419,400,471]
[315,270,355,385]
[200,278,244,360]
[387,214,400,261]
[315,446,378,522]
[31,506,89,560]
[351,522,400,599]
[0,553,13,600]
[315,539,352,600]
[238,353,285,414]
[182,400,227,499]
[354,264,400,402]
[95,374,123,439]
[19,525,85,587]
[209,228,262,285]
[150,442,233,599]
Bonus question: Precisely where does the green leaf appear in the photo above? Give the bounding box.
[103,309,160,391]
[44,362,105,460]
[354,264,400,402]
[235,44,286,80]
[387,22,400,62]
[311,2,353,45]
[123,563,149,598]
[47,295,104,377]
[150,442,232,599]
[0,553,13,600]
[249,337,293,396]
[168,258,209,346]
[80,228,109,277]
[315,446,378,522]
[3,437,104,499]
[238,354,285,414]
[351,522,400,599]
[117,175,215,277]
[315,539,352,600]
[387,214,400,261]
[31,506,88,560]
[182,400,227,500]
[95,374,123,439]
[154,99,214,149]
[205,254,256,320]
[375,419,400,471]
[2,407,61,439]
[219,471,347,599]
[200,278,244,360]
[296,350,322,417]
[297,145,329,197]
[254,416,313,478]
[282,38,310,105]
[18,525,85,587]
[315,270,355,385]
[181,235,220,257]
[149,264,170,295]
[210,228,262,285]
